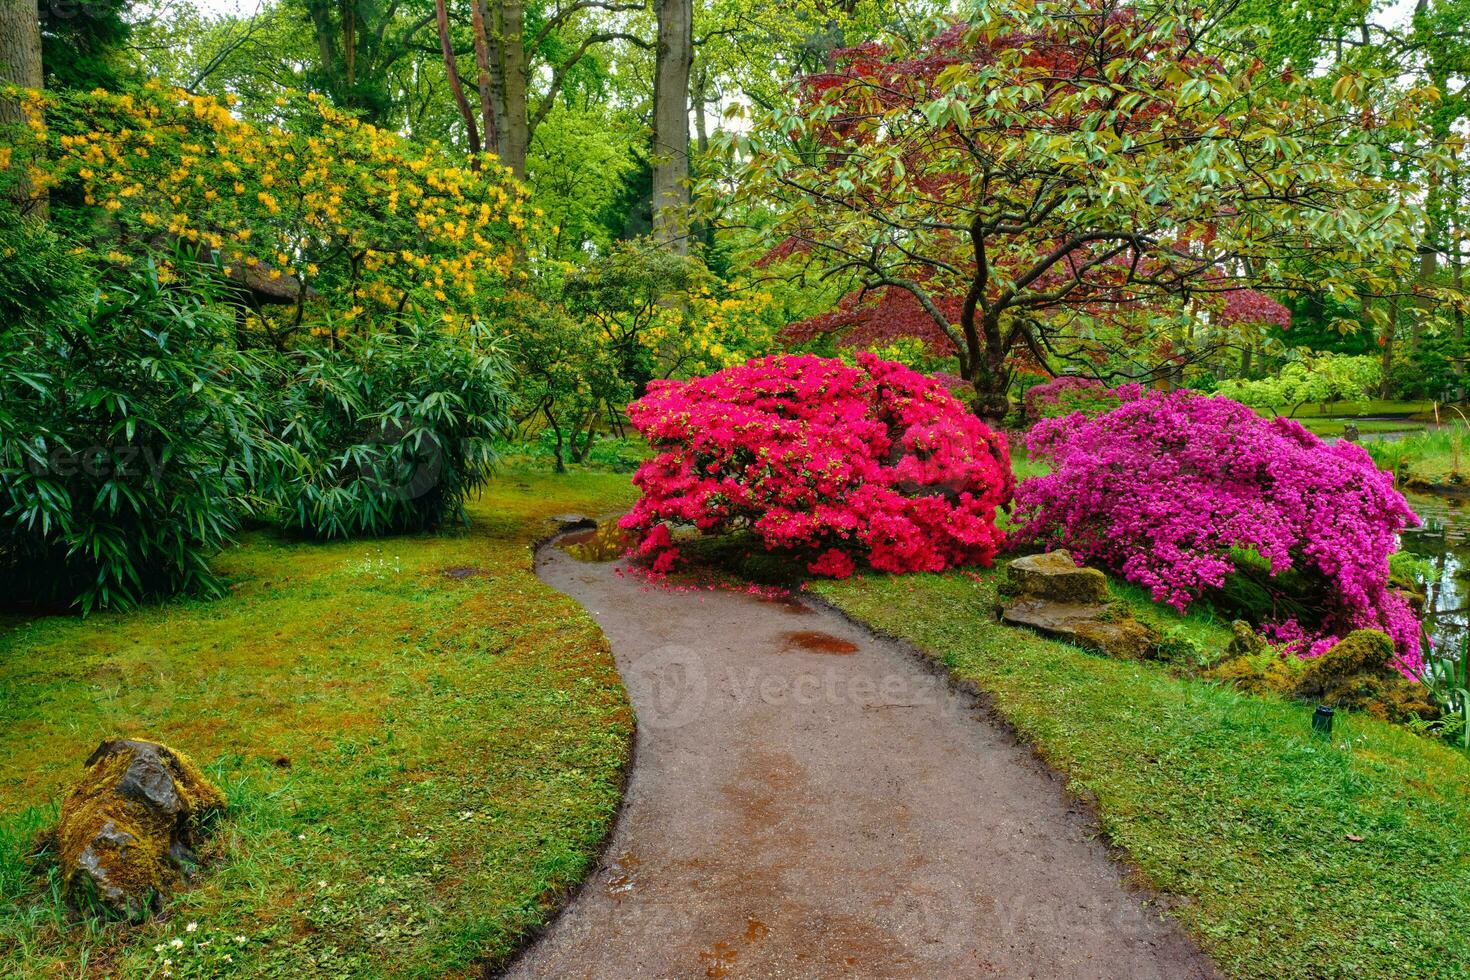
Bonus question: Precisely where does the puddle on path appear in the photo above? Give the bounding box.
[780,630,859,655]
[761,594,813,614]
[604,849,640,896]
[558,523,636,562]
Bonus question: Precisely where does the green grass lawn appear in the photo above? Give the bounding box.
[1296,418,1426,438]
[814,567,1470,979]
[1361,423,1470,487]
[1271,399,1436,420]
[0,470,637,978]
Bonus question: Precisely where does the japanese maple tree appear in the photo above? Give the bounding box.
[719,0,1431,418]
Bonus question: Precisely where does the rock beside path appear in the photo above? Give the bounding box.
[1006,550,1109,603]
[1000,552,1159,659]
[54,738,226,921]
[1001,598,1158,659]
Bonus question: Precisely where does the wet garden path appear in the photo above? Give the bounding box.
[501,533,1218,979]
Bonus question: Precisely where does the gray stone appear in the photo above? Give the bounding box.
[1001,598,1158,660]
[1006,550,1109,604]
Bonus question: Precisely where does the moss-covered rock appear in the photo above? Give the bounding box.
[1004,550,1109,604]
[1291,630,1440,725]
[1208,631,1438,725]
[1226,620,1268,659]
[1206,650,1303,697]
[1000,598,1159,659]
[55,738,226,921]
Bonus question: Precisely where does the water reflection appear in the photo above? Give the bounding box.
[1400,492,1470,653]
[558,522,637,562]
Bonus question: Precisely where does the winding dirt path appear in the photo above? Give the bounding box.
[503,535,1218,979]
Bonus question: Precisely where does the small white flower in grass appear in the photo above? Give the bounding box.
[186,921,198,933]
[318,880,327,888]
[153,944,165,953]
[224,954,233,964]
[235,935,248,945]
[170,938,185,949]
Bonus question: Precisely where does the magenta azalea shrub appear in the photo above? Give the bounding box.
[1023,376,1133,421]
[1013,387,1423,672]
[620,353,1014,577]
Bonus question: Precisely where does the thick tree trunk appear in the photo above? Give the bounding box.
[493,0,529,176]
[0,0,44,217]
[651,0,692,253]
[968,377,1011,425]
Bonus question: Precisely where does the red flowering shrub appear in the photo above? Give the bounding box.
[620,354,1014,576]
[1013,387,1423,673]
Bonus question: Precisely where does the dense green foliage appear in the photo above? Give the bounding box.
[260,322,513,538]
[0,230,260,611]
[1215,354,1382,416]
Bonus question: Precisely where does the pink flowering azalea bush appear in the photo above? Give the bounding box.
[1013,387,1423,673]
[619,353,1014,578]
[1023,376,1135,421]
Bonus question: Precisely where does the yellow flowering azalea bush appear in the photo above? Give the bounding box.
[5,82,529,340]
[0,83,532,602]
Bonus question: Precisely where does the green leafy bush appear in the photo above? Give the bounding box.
[1216,353,1380,415]
[0,235,258,611]
[260,322,513,538]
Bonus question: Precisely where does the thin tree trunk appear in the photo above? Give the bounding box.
[1382,292,1399,398]
[651,0,692,254]
[306,0,342,93]
[542,404,566,473]
[693,63,709,158]
[340,0,356,88]
[494,0,529,176]
[1416,241,1437,352]
[689,62,710,248]
[1453,158,1465,378]
[469,0,498,157]
[434,0,482,158]
[0,0,45,218]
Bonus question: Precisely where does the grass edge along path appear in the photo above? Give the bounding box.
[0,470,637,979]
[813,567,1470,980]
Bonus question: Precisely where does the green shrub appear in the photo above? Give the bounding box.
[0,238,259,612]
[260,322,513,538]
[1215,353,1380,415]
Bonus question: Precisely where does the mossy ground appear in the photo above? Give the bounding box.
[813,566,1470,979]
[0,470,637,978]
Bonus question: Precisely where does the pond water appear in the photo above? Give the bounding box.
[1400,491,1470,655]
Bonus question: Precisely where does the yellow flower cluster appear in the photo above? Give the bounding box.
[14,82,532,331]
[644,288,780,377]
